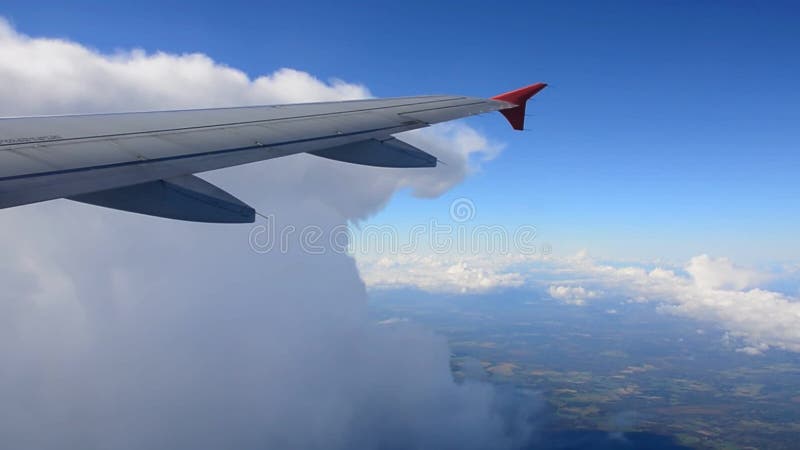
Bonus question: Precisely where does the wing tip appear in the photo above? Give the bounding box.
[492,82,548,131]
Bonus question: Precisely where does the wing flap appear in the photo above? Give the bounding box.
[308,138,437,168]
[69,174,255,223]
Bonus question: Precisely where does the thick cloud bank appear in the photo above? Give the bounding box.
[0,20,534,449]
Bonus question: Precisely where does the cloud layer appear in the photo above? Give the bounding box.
[359,254,526,293]
[359,249,800,355]
[558,254,800,353]
[0,19,534,449]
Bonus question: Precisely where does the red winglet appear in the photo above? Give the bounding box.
[491,82,548,130]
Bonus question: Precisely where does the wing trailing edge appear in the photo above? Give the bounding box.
[69,175,255,223]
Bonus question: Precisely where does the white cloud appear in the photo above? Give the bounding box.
[0,19,538,450]
[553,254,800,353]
[547,285,598,305]
[394,124,504,198]
[376,317,409,326]
[686,254,766,290]
[736,344,769,356]
[547,254,800,354]
[358,253,527,294]
[0,18,368,116]
[357,248,800,355]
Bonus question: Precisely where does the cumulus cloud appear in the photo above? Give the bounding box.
[685,254,766,290]
[358,254,527,294]
[358,248,800,355]
[0,19,536,450]
[547,285,598,305]
[394,124,504,198]
[736,343,770,356]
[0,17,368,115]
[546,253,800,353]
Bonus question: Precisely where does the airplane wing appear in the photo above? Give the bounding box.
[0,82,546,223]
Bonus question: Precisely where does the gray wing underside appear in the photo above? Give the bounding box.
[0,95,512,222]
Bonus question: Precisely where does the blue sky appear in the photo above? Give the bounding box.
[2,0,799,263]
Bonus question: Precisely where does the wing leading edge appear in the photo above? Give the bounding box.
[0,83,546,222]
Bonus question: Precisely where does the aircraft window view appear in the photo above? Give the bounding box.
[1,2,798,450]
